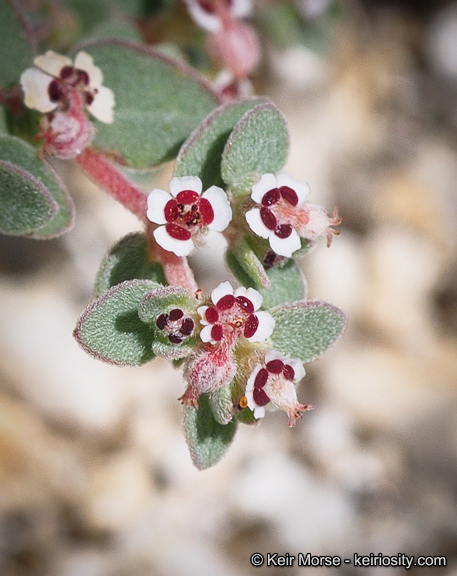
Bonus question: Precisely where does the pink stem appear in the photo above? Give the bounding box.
[145,222,198,292]
[76,149,148,222]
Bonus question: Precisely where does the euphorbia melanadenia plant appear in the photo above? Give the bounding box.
[0,0,346,469]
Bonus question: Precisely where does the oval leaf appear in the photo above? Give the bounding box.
[175,97,267,189]
[0,160,57,235]
[183,393,237,470]
[0,0,35,86]
[74,279,161,366]
[0,135,74,238]
[270,300,347,363]
[221,100,289,196]
[94,232,167,298]
[74,39,220,168]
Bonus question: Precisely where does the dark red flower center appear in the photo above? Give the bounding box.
[48,65,92,104]
[155,308,195,344]
[203,292,260,342]
[163,190,215,241]
[258,186,300,239]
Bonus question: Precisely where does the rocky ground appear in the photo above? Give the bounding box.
[1,1,457,575]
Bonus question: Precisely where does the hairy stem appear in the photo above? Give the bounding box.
[76,149,148,222]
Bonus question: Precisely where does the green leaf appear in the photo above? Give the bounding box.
[0,106,7,134]
[174,98,266,189]
[182,393,237,470]
[83,18,143,43]
[0,160,57,235]
[226,238,269,289]
[226,248,306,307]
[94,232,167,298]
[221,100,289,196]
[270,300,347,363]
[0,0,34,87]
[208,385,233,425]
[0,135,74,238]
[74,279,161,366]
[74,39,220,168]
[64,0,111,34]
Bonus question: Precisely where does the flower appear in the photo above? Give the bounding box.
[245,172,341,258]
[198,281,275,345]
[245,350,313,426]
[184,0,252,32]
[20,50,115,124]
[155,307,196,345]
[147,176,232,257]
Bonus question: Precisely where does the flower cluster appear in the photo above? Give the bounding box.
[144,279,308,427]
[20,51,114,158]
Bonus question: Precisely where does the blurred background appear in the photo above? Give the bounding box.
[1,0,457,574]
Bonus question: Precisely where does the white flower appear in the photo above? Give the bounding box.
[245,350,311,426]
[245,172,342,257]
[184,0,252,32]
[20,50,115,124]
[147,176,232,257]
[198,281,275,345]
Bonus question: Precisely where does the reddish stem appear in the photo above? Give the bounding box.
[146,222,198,292]
[75,149,148,222]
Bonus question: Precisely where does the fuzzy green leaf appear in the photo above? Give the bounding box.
[74,279,161,366]
[74,39,219,168]
[226,238,269,289]
[226,248,306,307]
[0,135,74,238]
[208,385,233,425]
[270,300,347,363]
[83,18,143,43]
[94,232,166,298]
[183,393,237,470]
[221,100,289,196]
[0,0,34,87]
[0,160,57,235]
[174,98,266,189]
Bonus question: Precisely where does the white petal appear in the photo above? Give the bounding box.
[245,208,271,239]
[199,324,214,343]
[253,405,266,419]
[269,228,301,257]
[184,0,221,32]
[211,281,233,305]
[20,68,56,113]
[251,173,277,203]
[197,306,210,325]
[288,359,305,382]
[248,311,275,342]
[202,186,232,232]
[235,286,263,311]
[265,350,289,364]
[276,172,310,203]
[87,85,115,123]
[232,0,253,19]
[169,176,202,197]
[74,51,103,87]
[33,51,72,76]
[147,189,171,224]
[153,226,194,256]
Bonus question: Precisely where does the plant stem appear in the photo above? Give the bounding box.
[76,149,148,222]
